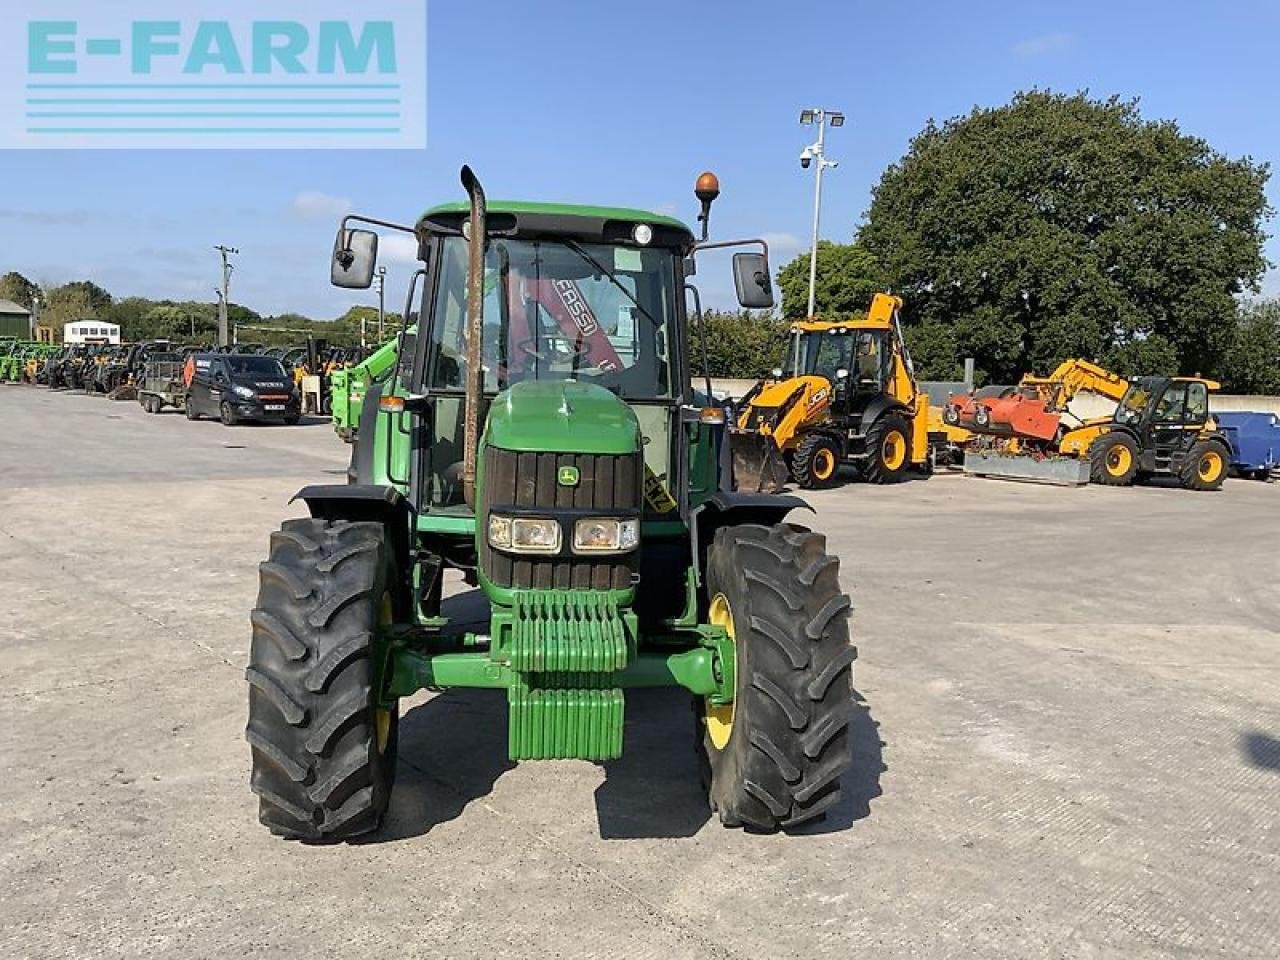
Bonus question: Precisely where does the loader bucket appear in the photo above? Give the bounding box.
[730,429,789,493]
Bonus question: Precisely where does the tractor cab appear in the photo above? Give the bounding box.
[784,321,895,415]
[408,211,690,519]
[1113,376,1213,431]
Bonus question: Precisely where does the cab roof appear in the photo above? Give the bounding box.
[417,200,694,248]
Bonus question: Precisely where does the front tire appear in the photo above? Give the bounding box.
[1180,440,1230,491]
[185,396,199,421]
[792,433,842,489]
[864,413,913,484]
[1089,432,1139,486]
[246,518,400,842]
[220,401,238,426]
[697,524,855,830]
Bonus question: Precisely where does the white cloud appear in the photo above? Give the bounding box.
[762,232,804,257]
[1262,267,1280,292]
[381,234,420,265]
[290,191,352,221]
[1013,32,1074,59]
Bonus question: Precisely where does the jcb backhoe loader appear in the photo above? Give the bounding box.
[731,293,931,491]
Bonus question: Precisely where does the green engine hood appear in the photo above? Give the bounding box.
[483,380,641,455]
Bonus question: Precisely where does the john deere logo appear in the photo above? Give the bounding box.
[557,466,580,487]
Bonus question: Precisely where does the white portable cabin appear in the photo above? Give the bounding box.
[64,321,121,345]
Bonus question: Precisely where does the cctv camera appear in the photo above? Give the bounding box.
[800,155,812,169]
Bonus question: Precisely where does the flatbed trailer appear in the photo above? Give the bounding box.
[136,357,188,414]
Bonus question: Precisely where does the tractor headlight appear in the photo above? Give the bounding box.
[233,385,254,399]
[573,518,639,554]
[487,515,562,554]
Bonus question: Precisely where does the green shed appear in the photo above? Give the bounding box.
[0,300,32,339]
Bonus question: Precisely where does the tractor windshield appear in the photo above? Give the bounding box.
[426,236,678,400]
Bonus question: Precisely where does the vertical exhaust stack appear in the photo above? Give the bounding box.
[460,165,487,509]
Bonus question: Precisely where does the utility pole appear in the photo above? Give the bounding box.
[798,108,844,320]
[214,244,238,348]
[376,266,387,342]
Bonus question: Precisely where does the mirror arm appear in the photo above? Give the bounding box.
[335,214,417,266]
[690,237,771,259]
[685,283,713,402]
[338,213,417,238]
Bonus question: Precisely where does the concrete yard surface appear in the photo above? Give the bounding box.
[2,386,1278,959]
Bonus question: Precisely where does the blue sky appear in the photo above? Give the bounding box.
[3,0,1278,319]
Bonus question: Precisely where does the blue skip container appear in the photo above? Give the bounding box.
[1217,411,1280,480]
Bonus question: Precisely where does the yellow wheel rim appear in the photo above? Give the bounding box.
[375,592,394,755]
[882,431,907,471]
[1198,451,1224,483]
[705,593,737,751]
[1106,444,1133,477]
[812,447,836,481]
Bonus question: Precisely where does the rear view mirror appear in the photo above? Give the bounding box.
[331,228,379,289]
[733,252,774,309]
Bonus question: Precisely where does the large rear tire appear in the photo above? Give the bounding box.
[246,518,400,842]
[863,413,913,484]
[792,433,842,489]
[1179,440,1230,492]
[697,524,854,830]
[1089,432,1139,486]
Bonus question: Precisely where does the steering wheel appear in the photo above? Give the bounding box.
[518,336,588,365]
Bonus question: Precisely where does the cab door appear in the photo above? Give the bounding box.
[1147,382,1198,464]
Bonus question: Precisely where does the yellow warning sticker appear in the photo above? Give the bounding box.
[643,464,678,515]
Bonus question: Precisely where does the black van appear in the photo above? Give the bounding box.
[184,353,302,426]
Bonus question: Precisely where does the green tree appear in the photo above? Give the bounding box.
[860,91,1272,383]
[0,271,40,310]
[46,280,113,316]
[41,280,114,331]
[1223,299,1280,394]
[689,309,789,379]
[776,241,883,320]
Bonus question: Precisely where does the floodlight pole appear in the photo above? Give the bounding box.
[214,244,238,348]
[376,266,387,342]
[800,108,841,320]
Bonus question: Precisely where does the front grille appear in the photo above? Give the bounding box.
[480,446,642,591]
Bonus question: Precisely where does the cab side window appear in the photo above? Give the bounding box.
[1184,382,1208,423]
[1153,384,1188,422]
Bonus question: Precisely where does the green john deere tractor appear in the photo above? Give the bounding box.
[246,167,855,841]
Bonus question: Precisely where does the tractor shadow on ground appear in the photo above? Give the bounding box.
[360,587,514,843]
[594,688,712,840]
[1241,731,1280,772]
[373,586,885,841]
[595,687,886,840]
[367,688,515,843]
